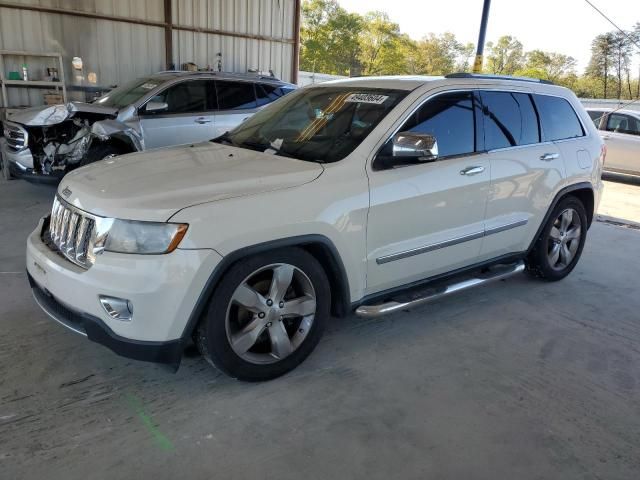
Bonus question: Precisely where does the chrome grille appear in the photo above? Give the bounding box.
[47,196,96,268]
[3,121,28,151]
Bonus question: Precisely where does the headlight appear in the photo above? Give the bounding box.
[99,219,188,254]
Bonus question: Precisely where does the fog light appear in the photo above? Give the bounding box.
[99,295,133,322]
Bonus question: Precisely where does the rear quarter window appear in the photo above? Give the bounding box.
[534,94,584,142]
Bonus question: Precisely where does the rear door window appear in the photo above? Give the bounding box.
[533,94,584,141]
[606,113,640,136]
[216,81,257,110]
[481,91,539,150]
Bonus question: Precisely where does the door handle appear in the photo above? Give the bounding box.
[195,117,212,124]
[460,166,485,176]
[539,153,559,161]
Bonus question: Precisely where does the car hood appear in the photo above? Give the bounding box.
[59,142,324,221]
[6,102,118,126]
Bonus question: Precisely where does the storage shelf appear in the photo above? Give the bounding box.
[3,80,63,87]
[0,50,67,107]
[0,50,63,58]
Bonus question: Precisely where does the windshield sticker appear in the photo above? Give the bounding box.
[345,93,389,104]
[140,82,159,90]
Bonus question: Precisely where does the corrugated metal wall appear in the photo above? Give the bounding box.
[0,0,295,108]
[172,0,294,80]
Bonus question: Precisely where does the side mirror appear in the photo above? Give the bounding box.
[144,101,168,114]
[392,132,438,162]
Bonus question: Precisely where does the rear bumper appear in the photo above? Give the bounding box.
[29,272,184,369]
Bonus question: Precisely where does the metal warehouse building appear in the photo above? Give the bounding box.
[0,0,300,107]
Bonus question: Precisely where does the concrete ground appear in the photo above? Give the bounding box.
[1,177,639,480]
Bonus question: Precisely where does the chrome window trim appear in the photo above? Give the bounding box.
[370,86,592,167]
[376,218,528,265]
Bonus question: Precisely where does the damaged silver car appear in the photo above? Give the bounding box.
[1,71,296,181]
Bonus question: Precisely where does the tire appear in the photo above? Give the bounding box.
[526,196,588,281]
[1,152,15,180]
[80,143,120,167]
[196,247,330,381]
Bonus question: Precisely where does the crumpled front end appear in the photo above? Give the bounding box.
[2,101,122,179]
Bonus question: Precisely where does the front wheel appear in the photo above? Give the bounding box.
[196,248,330,381]
[526,196,588,281]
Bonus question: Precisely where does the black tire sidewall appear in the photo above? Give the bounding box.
[200,248,330,381]
[529,196,588,280]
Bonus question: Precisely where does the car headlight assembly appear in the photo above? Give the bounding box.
[101,219,188,254]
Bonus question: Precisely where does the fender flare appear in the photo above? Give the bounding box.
[526,181,595,254]
[179,234,352,342]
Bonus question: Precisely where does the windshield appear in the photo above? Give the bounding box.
[93,76,169,109]
[216,86,409,163]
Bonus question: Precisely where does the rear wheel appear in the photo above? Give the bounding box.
[196,248,330,381]
[526,196,588,281]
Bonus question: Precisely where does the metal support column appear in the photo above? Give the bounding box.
[472,0,491,73]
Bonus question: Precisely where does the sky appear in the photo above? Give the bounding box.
[338,0,640,72]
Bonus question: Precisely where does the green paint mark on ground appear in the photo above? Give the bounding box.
[126,393,174,452]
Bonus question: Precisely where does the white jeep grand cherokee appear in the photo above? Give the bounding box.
[27,74,604,381]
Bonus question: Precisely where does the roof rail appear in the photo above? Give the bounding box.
[444,73,554,85]
[155,70,283,82]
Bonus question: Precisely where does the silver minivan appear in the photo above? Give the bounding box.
[1,71,296,181]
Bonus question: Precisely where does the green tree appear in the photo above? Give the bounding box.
[522,50,576,81]
[611,31,634,99]
[413,33,462,75]
[358,12,407,75]
[456,42,476,73]
[485,36,524,75]
[300,0,362,75]
[586,33,614,98]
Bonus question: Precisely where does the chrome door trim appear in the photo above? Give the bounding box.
[376,230,484,265]
[484,219,528,236]
[376,219,528,265]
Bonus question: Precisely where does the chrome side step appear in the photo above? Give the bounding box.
[355,261,525,319]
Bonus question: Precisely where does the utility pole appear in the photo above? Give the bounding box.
[473,0,491,73]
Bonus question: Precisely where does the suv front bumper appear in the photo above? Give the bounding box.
[26,215,222,368]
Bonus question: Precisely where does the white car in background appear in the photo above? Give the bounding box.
[587,108,640,176]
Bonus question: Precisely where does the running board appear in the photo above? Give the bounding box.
[355,261,525,319]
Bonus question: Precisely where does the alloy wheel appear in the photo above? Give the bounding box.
[547,208,582,271]
[225,263,317,364]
